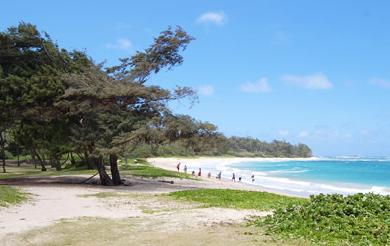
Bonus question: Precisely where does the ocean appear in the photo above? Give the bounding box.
[217,158,390,196]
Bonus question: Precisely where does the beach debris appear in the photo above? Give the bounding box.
[158,180,174,184]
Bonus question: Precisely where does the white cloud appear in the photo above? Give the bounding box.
[298,131,309,138]
[105,38,132,50]
[370,78,390,88]
[198,84,215,96]
[197,11,226,25]
[281,73,333,90]
[240,77,272,93]
[278,130,289,137]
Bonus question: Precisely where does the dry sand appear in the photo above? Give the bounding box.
[0,174,270,242]
[149,156,309,196]
[149,156,318,171]
[0,157,304,244]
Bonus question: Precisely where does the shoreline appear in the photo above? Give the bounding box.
[149,156,319,169]
[148,157,312,198]
[148,156,390,197]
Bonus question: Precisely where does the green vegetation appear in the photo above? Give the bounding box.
[121,162,194,179]
[0,160,193,180]
[125,115,311,158]
[130,135,312,158]
[0,185,27,206]
[226,137,311,158]
[80,192,129,199]
[257,193,390,245]
[0,165,95,180]
[170,189,390,245]
[0,22,311,186]
[118,159,193,179]
[0,22,196,185]
[3,217,268,246]
[169,189,305,210]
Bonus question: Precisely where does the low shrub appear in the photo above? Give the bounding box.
[258,193,390,245]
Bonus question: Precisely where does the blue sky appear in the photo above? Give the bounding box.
[3,0,390,156]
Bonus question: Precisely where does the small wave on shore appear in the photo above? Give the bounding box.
[195,157,390,197]
[228,169,390,196]
[149,157,390,197]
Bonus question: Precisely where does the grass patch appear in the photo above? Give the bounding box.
[0,185,28,207]
[0,165,96,180]
[169,189,305,210]
[120,161,195,180]
[0,158,193,182]
[3,217,293,246]
[256,193,390,245]
[79,192,128,199]
[3,216,266,246]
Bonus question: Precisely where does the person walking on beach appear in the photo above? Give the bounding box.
[184,165,187,173]
[176,162,181,172]
[207,172,211,178]
[251,174,255,182]
[217,171,222,180]
[232,173,236,182]
[198,168,202,177]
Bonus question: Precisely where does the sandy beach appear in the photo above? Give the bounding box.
[149,156,319,171]
[149,156,390,197]
[0,169,276,245]
[149,157,316,197]
[0,157,309,245]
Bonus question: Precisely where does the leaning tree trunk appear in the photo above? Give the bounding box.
[35,152,47,171]
[94,156,113,186]
[40,163,47,171]
[31,146,46,171]
[54,157,62,171]
[109,154,122,185]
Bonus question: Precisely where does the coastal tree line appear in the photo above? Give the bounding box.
[0,23,311,185]
[128,116,312,158]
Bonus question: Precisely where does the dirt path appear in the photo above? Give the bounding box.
[0,186,142,235]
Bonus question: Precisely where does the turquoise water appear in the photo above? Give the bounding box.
[226,158,390,196]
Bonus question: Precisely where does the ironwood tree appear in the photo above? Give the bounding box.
[0,23,195,183]
[0,22,312,182]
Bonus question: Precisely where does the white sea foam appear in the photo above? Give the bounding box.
[369,186,390,195]
[194,159,390,196]
[322,156,390,162]
[150,157,390,197]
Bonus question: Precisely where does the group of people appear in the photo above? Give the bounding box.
[176,162,256,183]
[176,162,208,177]
[231,173,255,182]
